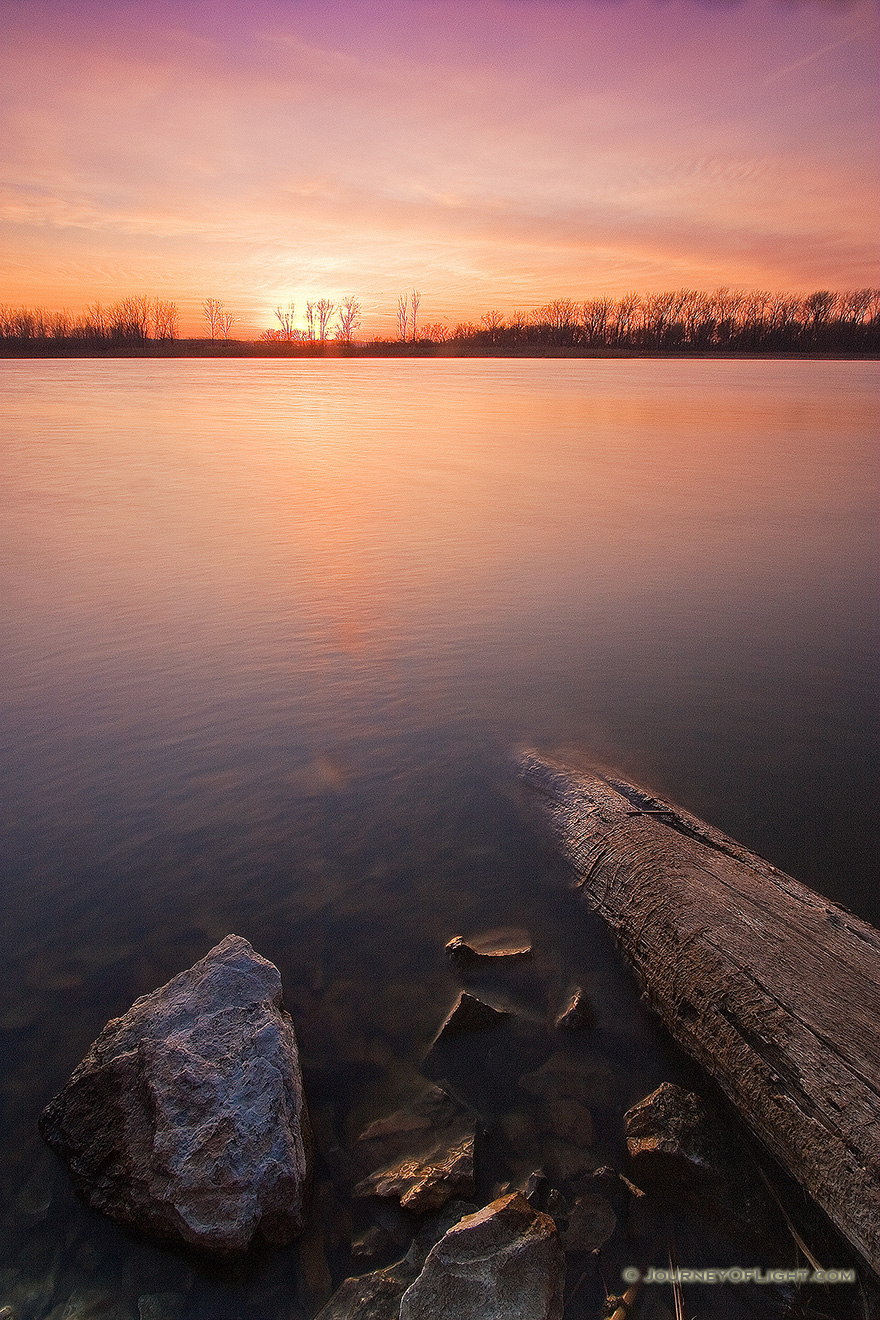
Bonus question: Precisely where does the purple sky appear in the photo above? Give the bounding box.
[2,0,877,334]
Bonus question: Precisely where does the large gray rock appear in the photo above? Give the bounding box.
[399,1193,564,1320]
[39,934,312,1256]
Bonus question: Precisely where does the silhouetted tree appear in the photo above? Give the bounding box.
[397,294,409,342]
[335,296,361,343]
[613,293,640,346]
[409,290,421,341]
[480,310,505,344]
[202,298,224,340]
[274,303,297,340]
[152,299,179,340]
[305,301,317,340]
[580,297,611,345]
[316,298,335,340]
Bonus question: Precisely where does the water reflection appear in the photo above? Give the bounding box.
[0,359,877,1317]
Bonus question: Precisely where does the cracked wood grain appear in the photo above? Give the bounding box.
[518,749,880,1276]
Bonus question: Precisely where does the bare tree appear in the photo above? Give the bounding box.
[580,298,611,345]
[46,310,71,341]
[839,289,875,327]
[397,294,409,342]
[316,298,335,340]
[409,289,421,341]
[480,310,505,344]
[421,322,449,343]
[202,298,224,340]
[152,299,179,340]
[335,295,361,343]
[109,296,151,343]
[218,309,237,340]
[84,302,107,340]
[274,303,297,341]
[305,301,317,341]
[613,293,640,345]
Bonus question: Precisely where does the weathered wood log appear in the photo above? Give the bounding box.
[518,750,880,1276]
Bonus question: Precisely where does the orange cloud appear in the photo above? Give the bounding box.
[1,0,876,334]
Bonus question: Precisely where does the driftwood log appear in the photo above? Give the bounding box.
[518,750,880,1276]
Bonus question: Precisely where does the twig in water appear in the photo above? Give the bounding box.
[668,1234,686,1320]
[756,1165,824,1272]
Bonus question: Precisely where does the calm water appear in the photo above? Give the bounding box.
[1,359,878,1319]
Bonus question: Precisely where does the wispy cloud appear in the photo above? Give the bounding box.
[0,0,876,329]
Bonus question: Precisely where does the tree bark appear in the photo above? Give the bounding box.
[518,750,880,1276]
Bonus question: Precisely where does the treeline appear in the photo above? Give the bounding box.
[433,288,880,352]
[2,287,879,352]
[0,295,180,344]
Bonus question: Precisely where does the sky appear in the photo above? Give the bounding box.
[1,0,878,336]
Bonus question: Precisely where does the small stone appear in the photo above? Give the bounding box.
[351,1225,392,1261]
[354,1135,475,1214]
[553,988,594,1032]
[521,1170,550,1210]
[445,929,533,966]
[13,1155,54,1220]
[561,1194,617,1253]
[40,934,312,1257]
[434,992,507,1041]
[314,1263,414,1320]
[59,1289,130,1320]
[624,1083,782,1246]
[398,1193,564,1320]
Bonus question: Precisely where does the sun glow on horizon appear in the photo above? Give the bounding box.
[1,0,877,333]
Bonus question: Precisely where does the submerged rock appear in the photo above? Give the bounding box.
[351,1224,394,1262]
[518,1052,614,1107]
[553,987,594,1032]
[560,1193,617,1253]
[39,934,312,1257]
[353,1084,475,1213]
[434,992,508,1041]
[624,1082,718,1187]
[316,1201,477,1320]
[624,1082,783,1245]
[399,1192,564,1320]
[445,929,533,967]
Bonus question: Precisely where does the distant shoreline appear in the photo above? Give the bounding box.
[2,341,877,360]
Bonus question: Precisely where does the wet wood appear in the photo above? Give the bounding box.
[518,750,880,1276]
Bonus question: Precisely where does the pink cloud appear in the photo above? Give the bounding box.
[0,0,876,332]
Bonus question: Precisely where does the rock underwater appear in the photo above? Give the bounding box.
[39,934,312,1257]
[399,1193,565,1320]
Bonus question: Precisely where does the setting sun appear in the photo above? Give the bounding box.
[1,0,877,337]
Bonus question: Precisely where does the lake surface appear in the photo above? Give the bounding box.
[1,359,878,1319]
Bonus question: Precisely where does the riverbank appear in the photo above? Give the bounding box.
[2,340,877,359]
